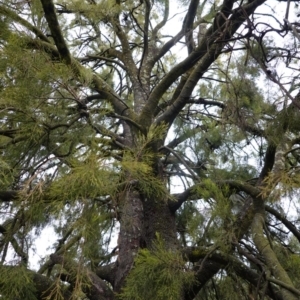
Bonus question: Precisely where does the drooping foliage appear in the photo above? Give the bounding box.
[1,0,300,299]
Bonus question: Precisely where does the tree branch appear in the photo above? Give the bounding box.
[0,224,28,264]
[151,0,169,37]
[0,190,19,202]
[0,265,72,300]
[169,180,260,212]
[252,213,298,299]
[50,254,114,300]
[139,0,151,72]
[265,205,300,243]
[40,0,72,63]
[155,0,267,126]
[95,263,117,285]
[183,246,284,300]
[0,4,50,42]
[183,0,200,54]
[257,143,276,184]
[161,146,200,181]
[187,97,226,109]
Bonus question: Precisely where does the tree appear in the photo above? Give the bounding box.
[0,0,300,299]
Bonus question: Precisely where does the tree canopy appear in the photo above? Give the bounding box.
[1,0,300,299]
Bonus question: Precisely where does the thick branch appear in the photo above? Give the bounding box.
[95,263,117,285]
[265,205,300,243]
[25,36,130,117]
[183,0,200,54]
[109,10,138,83]
[151,0,169,37]
[0,225,28,264]
[155,0,267,126]
[169,180,260,212]
[252,213,298,300]
[257,143,276,184]
[139,0,150,71]
[0,4,50,42]
[0,190,19,202]
[187,97,226,109]
[155,42,223,126]
[40,0,71,63]
[184,246,284,300]
[0,265,72,300]
[50,254,114,300]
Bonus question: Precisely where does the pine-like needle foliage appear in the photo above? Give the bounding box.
[1,0,300,299]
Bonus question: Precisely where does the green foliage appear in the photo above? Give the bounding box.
[119,238,195,300]
[49,153,118,201]
[0,265,37,300]
[194,178,229,204]
[271,241,300,287]
[1,1,300,299]
[177,202,205,243]
[121,150,167,198]
[285,254,300,287]
[66,0,120,21]
[260,170,300,202]
[0,158,14,189]
[120,124,169,199]
[212,163,257,181]
[216,276,248,300]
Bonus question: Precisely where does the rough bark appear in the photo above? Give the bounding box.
[252,213,298,300]
[50,254,115,300]
[114,190,144,292]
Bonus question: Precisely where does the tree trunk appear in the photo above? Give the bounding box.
[142,194,178,251]
[114,190,143,292]
[114,169,179,293]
